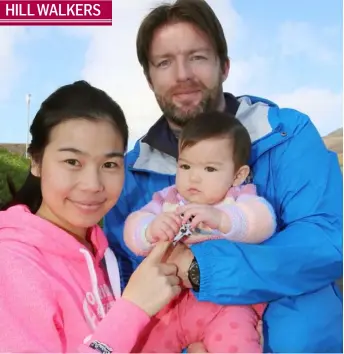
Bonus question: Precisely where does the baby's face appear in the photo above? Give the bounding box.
[176,137,236,204]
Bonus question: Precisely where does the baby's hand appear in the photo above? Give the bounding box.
[146,212,182,243]
[177,204,230,233]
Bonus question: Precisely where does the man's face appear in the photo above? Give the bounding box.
[148,21,229,127]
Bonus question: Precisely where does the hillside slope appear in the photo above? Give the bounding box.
[323,128,342,153]
[0,148,29,203]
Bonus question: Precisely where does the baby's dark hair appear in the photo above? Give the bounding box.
[179,111,251,169]
[1,80,128,212]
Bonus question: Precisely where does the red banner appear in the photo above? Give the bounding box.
[0,0,112,25]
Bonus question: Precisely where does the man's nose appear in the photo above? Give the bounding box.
[175,57,194,82]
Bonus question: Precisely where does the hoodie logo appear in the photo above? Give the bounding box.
[83,284,115,330]
[89,340,113,353]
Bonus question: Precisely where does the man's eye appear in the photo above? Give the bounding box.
[157,59,170,68]
[191,55,207,61]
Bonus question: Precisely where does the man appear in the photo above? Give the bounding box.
[104,0,343,352]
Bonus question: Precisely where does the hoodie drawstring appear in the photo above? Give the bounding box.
[79,248,106,319]
[103,247,121,299]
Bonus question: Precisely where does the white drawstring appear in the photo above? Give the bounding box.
[103,247,121,298]
[79,248,106,319]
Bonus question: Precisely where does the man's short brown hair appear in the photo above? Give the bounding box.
[136,0,228,76]
[179,111,251,169]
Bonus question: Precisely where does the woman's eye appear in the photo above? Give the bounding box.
[65,159,80,167]
[103,162,119,169]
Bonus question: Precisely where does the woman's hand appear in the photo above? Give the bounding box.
[165,241,194,288]
[122,241,181,316]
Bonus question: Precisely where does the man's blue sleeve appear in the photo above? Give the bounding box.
[191,114,343,304]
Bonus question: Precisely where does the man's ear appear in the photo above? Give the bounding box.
[232,165,250,187]
[30,160,40,177]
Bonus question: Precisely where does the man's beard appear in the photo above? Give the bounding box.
[155,79,223,128]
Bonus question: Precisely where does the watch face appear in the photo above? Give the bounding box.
[189,260,200,286]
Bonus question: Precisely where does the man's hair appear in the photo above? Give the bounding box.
[179,111,251,169]
[136,0,228,76]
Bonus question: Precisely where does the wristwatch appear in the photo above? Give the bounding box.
[188,257,200,292]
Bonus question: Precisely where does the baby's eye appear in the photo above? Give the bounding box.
[180,164,190,170]
[205,166,217,172]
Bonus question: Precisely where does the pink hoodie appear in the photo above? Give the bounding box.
[0,204,150,353]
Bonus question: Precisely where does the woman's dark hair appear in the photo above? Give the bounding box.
[179,111,251,170]
[1,80,128,213]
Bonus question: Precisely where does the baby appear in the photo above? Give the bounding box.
[124,111,276,353]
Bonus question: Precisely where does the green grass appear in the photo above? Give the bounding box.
[0,148,29,204]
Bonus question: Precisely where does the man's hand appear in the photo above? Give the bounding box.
[177,204,231,233]
[165,242,194,288]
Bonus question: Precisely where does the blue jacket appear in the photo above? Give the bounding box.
[104,94,343,352]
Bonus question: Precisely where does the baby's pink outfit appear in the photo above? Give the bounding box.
[134,291,266,353]
[124,184,276,353]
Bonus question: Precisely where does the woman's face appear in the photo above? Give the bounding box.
[32,118,125,238]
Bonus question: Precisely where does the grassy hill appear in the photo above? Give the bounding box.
[323,128,343,168]
[0,143,29,203]
[0,143,27,156]
[0,148,29,204]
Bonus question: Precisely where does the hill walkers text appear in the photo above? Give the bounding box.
[6,3,100,17]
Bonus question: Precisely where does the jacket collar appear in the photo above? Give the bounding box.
[141,92,240,158]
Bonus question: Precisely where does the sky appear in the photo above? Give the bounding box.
[1,0,342,149]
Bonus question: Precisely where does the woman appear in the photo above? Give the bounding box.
[0,81,183,353]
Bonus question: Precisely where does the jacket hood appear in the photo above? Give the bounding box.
[0,204,108,261]
[130,94,278,175]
